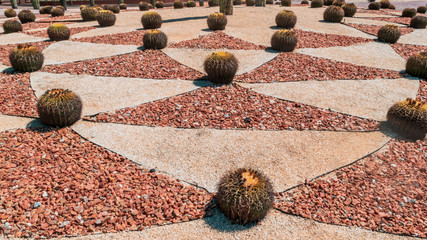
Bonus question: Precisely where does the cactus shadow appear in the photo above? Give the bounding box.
[25,119,56,133]
[163,16,208,24]
[201,28,213,32]
[1,67,16,74]
[193,77,213,87]
[269,26,280,29]
[204,207,259,232]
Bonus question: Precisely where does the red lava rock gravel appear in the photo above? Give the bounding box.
[0,128,212,238]
[360,17,412,25]
[391,43,427,60]
[275,139,426,238]
[0,41,54,66]
[417,80,426,102]
[25,26,97,39]
[356,9,401,16]
[73,30,148,46]
[293,29,372,49]
[42,50,204,80]
[86,84,380,131]
[234,53,402,83]
[0,73,38,117]
[343,23,414,36]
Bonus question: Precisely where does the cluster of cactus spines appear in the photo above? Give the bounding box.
[271,29,298,52]
[332,0,345,7]
[233,0,242,5]
[377,24,400,43]
[207,12,227,30]
[323,5,344,22]
[187,0,196,7]
[96,10,116,27]
[9,44,44,72]
[324,0,334,6]
[204,51,238,84]
[406,51,427,79]
[246,0,255,6]
[387,98,427,140]
[139,2,150,10]
[51,7,65,17]
[174,1,184,8]
[402,8,416,17]
[141,11,162,29]
[18,9,36,24]
[301,0,309,4]
[208,0,220,6]
[389,4,395,9]
[120,3,127,9]
[3,19,23,33]
[418,6,427,13]
[148,4,155,8]
[4,8,17,18]
[311,0,324,8]
[143,29,168,49]
[39,5,53,14]
[81,6,98,21]
[342,3,357,17]
[281,0,291,6]
[47,23,70,41]
[216,168,274,224]
[379,0,390,8]
[155,1,164,8]
[368,2,380,10]
[275,10,297,29]
[410,15,427,29]
[37,89,83,127]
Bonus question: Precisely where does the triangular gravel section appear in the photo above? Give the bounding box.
[391,43,427,60]
[86,84,380,131]
[25,27,97,39]
[359,17,411,25]
[72,30,148,46]
[0,127,211,239]
[417,79,426,102]
[342,23,414,37]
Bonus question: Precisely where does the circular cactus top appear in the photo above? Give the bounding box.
[147,29,163,34]
[41,89,79,103]
[13,44,40,55]
[383,24,399,30]
[5,8,16,14]
[396,98,427,111]
[145,11,160,15]
[275,29,296,36]
[48,23,69,30]
[278,10,296,16]
[208,51,235,60]
[241,170,260,188]
[210,12,226,18]
[80,5,87,9]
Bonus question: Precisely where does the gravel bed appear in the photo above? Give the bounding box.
[391,43,427,60]
[360,17,412,25]
[168,31,266,50]
[86,84,380,131]
[417,79,426,101]
[356,9,401,16]
[0,41,54,66]
[293,29,372,49]
[0,73,38,117]
[42,50,204,80]
[234,53,402,83]
[25,26,97,39]
[22,21,79,31]
[73,30,148,46]
[275,138,426,238]
[0,128,212,239]
[342,23,414,37]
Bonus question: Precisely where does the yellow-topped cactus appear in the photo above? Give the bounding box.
[207,12,227,30]
[47,23,70,41]
[9,44,44,72]
[275,10,297,29]
[387,98,427,140]
[4,8,17,18]
[204,51,238,84]
[141,11,162,29]
[271,29,298,52]
[406,52,427,79]
[97,10,116,27]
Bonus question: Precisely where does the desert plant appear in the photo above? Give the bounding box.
[332,0,345,6]
[220,0,233,14]
[402,8,416,17]
[4,8,17,18]
[204,51,238,84]
[271,29,298,52]
[39,5,53,14]
[379,0,390,8]
[233,0,242,4]
[120,3,127,9]
[323,5,344,22]
[148,4,154,8]
[37,89,83,127]
[301,0,308,4]
[80,5,87,10]
[143,29,167,49]
[174,0,184,8]
[31,0,40,9]
[9,44,44,72]
[389,4,395,9]
[207,12,227,30]
[155,1,164,8]
[199,0,205,6]
[323,0,333,6]
[81,7,98,21]
[387,98,427,140]
[216,168,274,224]
[187,0,196,7]
[11,0,18,9]
[56,5,66,11]
[342,3,357,17]
[275,10,297,28]
[255,0,264,6]
[311,0,324,8]
[18,10,36,23]
[406,51,427,79]
[410,15,427,29]
[417,6,427,13]
[246,0,255,6]
[139,2,150,10]
[208,0,219,6]
[281,0,291,6]
[368,2,380,10]
[377,24,400,43]
[107,5,120,13]
[2,19,22,33]
[47,23,70,41]
[50,7,65,17]
[96,10,116,27]
[141,11,162,29]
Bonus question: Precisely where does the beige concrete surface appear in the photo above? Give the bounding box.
[398,29,427,46]
[0,32,47,45]
[0,114,41,132]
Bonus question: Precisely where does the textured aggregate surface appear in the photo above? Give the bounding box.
[0,73,37,117]
[360,16,412,25]
[72,30,148,46]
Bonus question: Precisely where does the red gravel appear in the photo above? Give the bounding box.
[21,21,79,31]
[356,9,401,16]
[0,73,38,117]
[234,53,402,83]
[25,26,97,39]
[417,80,426,102]
[0,41,54,66]
[0,128,212,238]
[343,23,414,36]
[391,43,427,60]
[42,50,204,80]
[275,139,426,238]
[360,17,411,25]
[86,84,380,131]
[293,29,372,48]
[73,30,148,46]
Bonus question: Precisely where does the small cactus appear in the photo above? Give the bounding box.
[216,168,274,224]
[323,5,344,22]
[37,89,83,127]
[342,3,357,17]
[311,0,324,8]
[406,51,427,79]
[174,1,184,8]
[402,8,416,17]
[141,11,162,29]
[106,5,120,13]
[119,3,127,9]
[332,0,345,7]
[246,0,255,6]
[81,7,98,21]
[39,6,53,14]
[47,23,70,41]
[80,5,87,10]
[203,51,238,84]
[148,4,155,9]
[324,0,334,6]
[368,2,380,10]
[139,2,150,10]
[389,4,395,9]
[417,6,427,13]
[4,8,17,18]
[281,0,291,6]
[9,44,44,72]
[51,7,65,17]
[266,0,273,4]
[56,6,66,11]
[96,10,116,27]
[377,24,400,43]
[271,29,298,52]
[3,19,22,33]
[187,0,196,7]
[233,0,242,5]
[301,0,308,4]
[155,1,164,8]
[387,98,427,140]
[410,15,427,29]
[207,12,227,30]
[379,0,390,8]
[18,9,36,24]
[143,29,168,49]
[208,0,219,6]
[275,10,297,29]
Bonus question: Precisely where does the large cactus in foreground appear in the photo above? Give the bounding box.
[220,0,233,14]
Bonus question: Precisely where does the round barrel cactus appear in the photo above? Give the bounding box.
[51,7,65,17]
[233,0,242,5]
[4,8,17,18]
[141,11,162,29]
[155,1,164,8]
[39,6,53,14]
[389,4,395,9]
[324,0,334,6]
[143,29,168,49]
[410,15,427,29]
[139,2,150,10]
[9,44,44,72]
[216,168,274,224]
[18,9,36,24]
[311,0,323,8]
[107,5,120,13]
[342,3,357,17]
[271,29,298,52]
[402,8,416,17]
[387,98,427,140]
[406,52,427,79]
[417,6,427,13]
[80,5,87,10]
[96,10,116,27]
[208,0,219,6]
[301,0,308,4]
[368,2,380,10]
[187,1,196,7]
[120,3,127,9]
[47,23,70,41]
[207,12,227,30]
[246,0,255,6]
[379,0,390,8]
[266,0,273,4]
[323,5,344,22]
[174,1,184,8]
[281,0,291,6]
[377,24,400,43]
[275,10,297,29]
[204,51,238,84]
[81,7,98,21]
[3,19,22,33]
[37,89,83,127]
